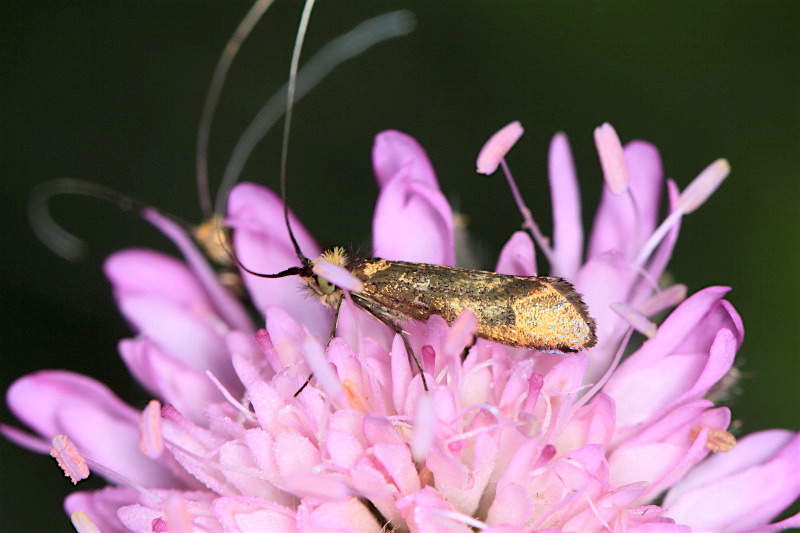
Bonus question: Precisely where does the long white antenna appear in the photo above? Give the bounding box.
[211,10,416,219]
[280,0,317,260]
[196,0,275,218]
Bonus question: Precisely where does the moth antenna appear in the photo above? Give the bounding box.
[280,0,317,264]
[210,9,416,249]
[29,178,191,262]
[196,0,276,219]
[209,214,304,279]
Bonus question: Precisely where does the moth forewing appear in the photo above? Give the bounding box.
[346,258,597,353]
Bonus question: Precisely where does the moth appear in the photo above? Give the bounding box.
[236,235,597,392]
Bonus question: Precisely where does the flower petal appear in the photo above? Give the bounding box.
[7,371,181,487]
[663,431,800,530]
[372,176,455,265]
[372,130,440,190]
[142,209,254,333]
[494,231,536,276]
[65,487,140,533]
[588,140,663,260]
[118,339,221,424]
[227,182,330,341]
[548,132,583,278]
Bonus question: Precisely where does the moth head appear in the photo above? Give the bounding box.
[307,247,350,307]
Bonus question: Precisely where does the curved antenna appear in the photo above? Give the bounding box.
[280,0,316,264]
[211,10,416,234]
[29,178,191,262]
[196,0,276,218]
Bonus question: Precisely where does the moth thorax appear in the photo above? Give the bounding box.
[308,247,350,307]
[194,216,234,266]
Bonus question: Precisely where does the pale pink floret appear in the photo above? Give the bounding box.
[4,127,799,533]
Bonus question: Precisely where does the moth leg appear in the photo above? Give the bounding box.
[294,297,343,397]
[353,300,429,392]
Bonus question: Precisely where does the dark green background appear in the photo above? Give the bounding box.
[2,1,798,530]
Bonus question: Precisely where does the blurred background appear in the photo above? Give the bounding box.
[2,1,798,530]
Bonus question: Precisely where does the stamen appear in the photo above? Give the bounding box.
[610,302,657,338]
[499,159,557,266]
[302,336,344,401]
[635,159,730,268]
[677,159,730,214]
[638,284,687,316]
[204,371,257,422]
[343,380,369,413]
[139,400,164,458]
[70,511,102,533]
[691,425,737,452]
[475,120,524,175]
[574,329,635,409]
[165,494,194,533]
[50,435,89,484]
[593,122,629,195]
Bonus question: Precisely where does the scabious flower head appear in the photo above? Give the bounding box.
[4,127,800,533]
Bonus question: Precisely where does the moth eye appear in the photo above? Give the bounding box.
[317,276,337,294]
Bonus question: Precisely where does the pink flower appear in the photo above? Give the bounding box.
[4,127,799,533]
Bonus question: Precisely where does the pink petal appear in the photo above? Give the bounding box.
[373,442,421,496]
[625,140,665,238]
[118,339,221,424]
[7,371,181,487]
[396,486,473,533]
[372,176,455,265]
[65,488,140,533]
[663,432,800,530]
[372,130,440,190]
[665,430,800,501]
[548,132,583,278]
[588,140,664,260]
[486,483,534,528]
[631,287,742,366]
[213,497,298,533]
[227,182,330,341]
[605,353,708,430]
[674,327,737,404]
[274,432,320,479]
[105,249,211,312]
[298,499,381,533]
[574,253,634,385]
[325,430,364,471]
[476,121,524,175]
[555,392,616,452]
[115,295,232,383]
[494,231,536,276]
[142,209,255,333]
